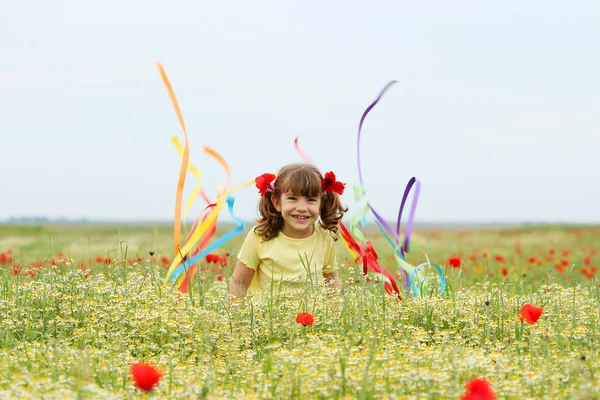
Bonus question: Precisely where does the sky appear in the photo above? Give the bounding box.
[1,1,599,224]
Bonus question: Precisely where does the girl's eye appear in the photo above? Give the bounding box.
[288,196,296,201]
[309,198,318,203]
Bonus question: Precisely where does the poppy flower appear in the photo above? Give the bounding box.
[580,268,594,279]
[494,255,506,263]
[295,312,314,326]
[584,256,591,266]
[461,377,495,400]
[501,267,508,277]
[555,265,565,273]
[216,274,224,281]
[520,303,543,325]
[447,257,462,268]
[322,171,346,195]
[130,362,162,392]
[561,259,569,266]
[255,173,276,196]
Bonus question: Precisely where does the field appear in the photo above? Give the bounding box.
[0,223,599,399]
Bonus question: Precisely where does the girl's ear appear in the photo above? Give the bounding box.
[271,194,281,212]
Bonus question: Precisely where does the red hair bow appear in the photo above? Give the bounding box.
[255,173,276,196]
[322,171,345,195]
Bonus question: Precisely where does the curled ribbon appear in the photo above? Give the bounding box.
[159,62,251,292]
[355,81,445,296]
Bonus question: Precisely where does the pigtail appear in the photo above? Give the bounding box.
[255,193,283,241]
[319,192,348,241]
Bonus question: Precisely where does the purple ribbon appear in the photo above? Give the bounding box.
[356,80,421,257]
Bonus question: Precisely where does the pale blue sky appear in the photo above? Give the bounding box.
[1,1,599,223]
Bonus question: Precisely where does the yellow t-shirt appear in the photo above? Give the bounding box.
[237,224,337,294]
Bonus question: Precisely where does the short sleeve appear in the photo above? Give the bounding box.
[321,233,337,274]
[237,228,261,271]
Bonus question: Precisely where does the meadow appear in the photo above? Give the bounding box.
[0,222,599,399]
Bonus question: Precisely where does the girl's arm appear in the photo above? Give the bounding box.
[229,261,255,299]
[323,271,341,291]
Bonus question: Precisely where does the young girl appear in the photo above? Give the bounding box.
[229,163,348,299]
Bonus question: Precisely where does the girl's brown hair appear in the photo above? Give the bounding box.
[255,163,348,241]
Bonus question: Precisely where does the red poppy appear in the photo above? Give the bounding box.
[520,303,543,325]
[322,171,346,195]
[295,312,314,326]
[584,256,591,266]
[447,257,462,268]
[160,256,169,266]
[255,173,276,196]
[216,274,224,281]
[130,362,162,392]
[527,257,537,264]
[555,265,565,273]
[494,255,506,263]
[461,378,495,400]
[501,267,508,277]
[25,269,35,277]
[205,254,223,264]
[560,259,569,266]
[6,249,12,254]
[580,268,594,279]
[548,248,555,255]
[562,250,570,256]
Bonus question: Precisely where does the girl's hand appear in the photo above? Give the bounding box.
[229,261,255,300]
[323,271,341,291]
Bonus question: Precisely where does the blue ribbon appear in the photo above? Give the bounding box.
[167,196,245,282]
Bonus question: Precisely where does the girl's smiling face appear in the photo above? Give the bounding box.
[272,192,321,239]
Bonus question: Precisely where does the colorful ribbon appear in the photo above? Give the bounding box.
[159,62,251,292]
[157,63,189,258]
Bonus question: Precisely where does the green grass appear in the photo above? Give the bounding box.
[0,223,598,399]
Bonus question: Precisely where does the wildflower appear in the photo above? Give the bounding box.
[216,274,224,281]
[580,268,594,279]
[130,362,162,392]
[494,255,506,263]
[555,265,565,273]
[548,248,555,255]
[520,303,543,325]
[527,257,537,264]
[501,267,508,277]
[295,312,314,326]
[160,256,169,267]
[584,256,591,266]
[461,377,495,400]
[447,257,462,268]
[561,259,569,266]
